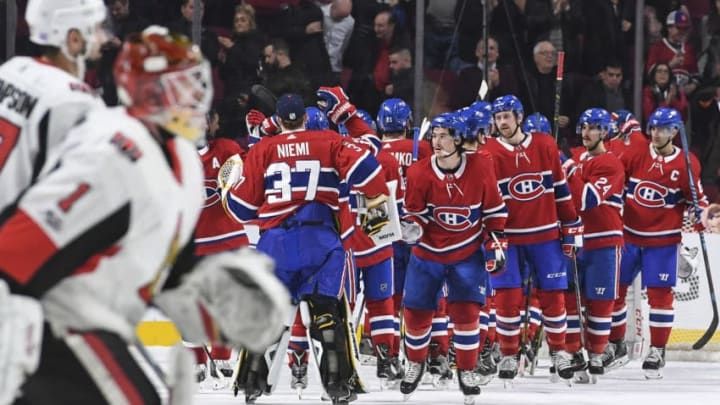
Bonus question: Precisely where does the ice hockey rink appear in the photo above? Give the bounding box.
[147,347,720,405]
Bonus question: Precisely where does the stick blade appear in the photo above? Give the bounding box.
[692,313,719,350]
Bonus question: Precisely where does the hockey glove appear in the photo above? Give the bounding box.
[360,194,390,236]
[260,114,280,136]
[400,220,423,243]
[316,86,357,124]
[560,152,577,178]
[483,231,508,274]
[561,218,584,258]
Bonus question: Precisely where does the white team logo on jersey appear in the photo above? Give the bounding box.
[507,173,546,201]
[632,180,668,208]
[432,206,472,231]
[203,178,220,207]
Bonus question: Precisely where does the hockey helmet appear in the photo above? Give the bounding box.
[523,112,552,134]
[305,107,329,130]
[377,98,412,133]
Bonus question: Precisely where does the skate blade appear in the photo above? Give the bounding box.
[431,375,451,390]
[463,395,477,405]
[403,393,414,402]
[644,369,663,380]
[606,356,630,372]
[573,370,590,384]
[477,375,493,386]
[590,374,598,384]
[295,387,304,399]
[549,372,560,384]
[502,379,514,389]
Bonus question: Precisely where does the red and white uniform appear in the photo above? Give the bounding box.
[484,134,579,244]
[567,151,625,249]
[382,138,432,188]
[0,57,105,218]
[0,106,203,340]
[404,153,507,263]
[607,130,648,160]
[195,138,249,255]
[622,144,708,247]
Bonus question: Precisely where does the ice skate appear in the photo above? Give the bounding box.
[457,370,481,405]
[427,354,453,389]
[603,339,630,372]
[587,353,603,384]
[474,344,496,385]
[376,343,402,389]
[326,373,357,405]
[497,355,518,389]
[642,346,666,380]
[289,350,308,398]
[400,361,425,400]
[549,350,575,385]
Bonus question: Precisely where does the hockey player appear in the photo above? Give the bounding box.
[564,108,625,381]
[523,112,552,135]
[606,109,648,159]
[225,92,390,404]
[399,113,508,402]
[609,107,708,379]
[460,107,493,150]
[0,27,290,404]
[0,0,107,221]
[376,98,431,360]
[483,95,583,384]
[189,113,249,385]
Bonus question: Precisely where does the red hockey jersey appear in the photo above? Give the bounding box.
[404,153,507,263]
[484,134,578,245]
[226,129,388,229]
[622,144,708,246]
[606,131,648,160]
[195,138,249,255]
[567,151,625,249]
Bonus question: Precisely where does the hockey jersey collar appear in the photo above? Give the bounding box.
[649,142,680,163]
[430,153,467,180]
[496,132,533,152]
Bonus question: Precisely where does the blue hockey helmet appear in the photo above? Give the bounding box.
[646,107,682,133]
[462,108,492,140]
[377,98,412,133]
[576,108,612,137]
[522,112,551,134]
[431,112,467,141]
[305,107,329,130]
[355,109,377,132]
[491,94,524,116]
[469,100,492,114]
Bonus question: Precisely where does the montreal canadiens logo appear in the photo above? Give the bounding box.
[433,206,472,231]
[508,173,545,201]
[204,179,220,207]
[633,180,668,208]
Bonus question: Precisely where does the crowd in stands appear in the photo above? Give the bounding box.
[5,0,720,198]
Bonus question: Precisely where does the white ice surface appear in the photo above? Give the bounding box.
[148,347,720,405]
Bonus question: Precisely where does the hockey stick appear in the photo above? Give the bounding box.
[202,345,227,386]
[552,51,565,143]
[570,256,588,352]
[518,261,533,376]
[677,123,719,350]
[627,277,645,360]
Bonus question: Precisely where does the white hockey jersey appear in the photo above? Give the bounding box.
[0,107,204,341]
[0,56,105,219]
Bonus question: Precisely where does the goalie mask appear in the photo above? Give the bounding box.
[114,26,213,143]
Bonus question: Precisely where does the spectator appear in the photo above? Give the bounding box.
[643,62,688,124]
[424,0,460,70]
[346,8,410,115]
[451,36,520,109]
[525,0,584,74]
[576,59,630,117]
[581,0,635,77]
[490,0,530,68]
[520,40,577,136]
[320,0,355,84]
[168,0,221,66]
[646,9,699,95]
[97,0,150,105]
[385,47,413,102]
[218,4,264,98]
[270,0,334,89]
[261,39,313,104]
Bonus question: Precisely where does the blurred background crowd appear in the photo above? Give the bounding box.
[2,0,720,200]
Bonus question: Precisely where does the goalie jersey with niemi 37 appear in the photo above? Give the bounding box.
[0,56,105,220]
[0,107,204,339]
[225,129,389,228]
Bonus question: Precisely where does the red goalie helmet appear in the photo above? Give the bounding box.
[114,26,213,143]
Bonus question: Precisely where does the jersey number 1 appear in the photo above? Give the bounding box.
[0,118,21,171]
